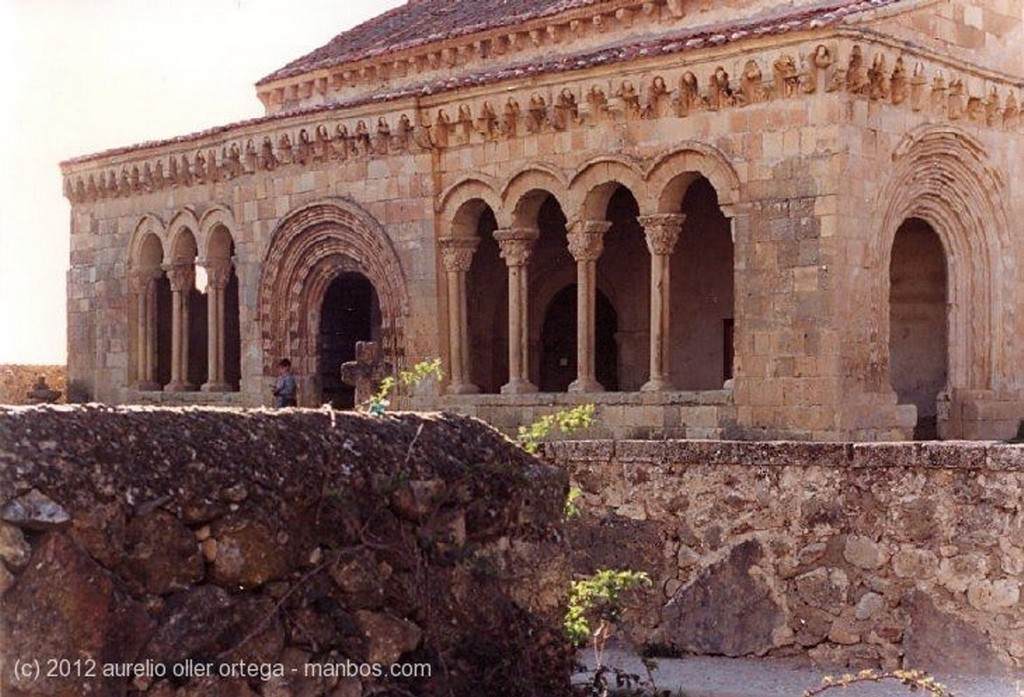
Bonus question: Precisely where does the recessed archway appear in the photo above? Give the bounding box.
[889,218,948,440]
[540,284,618,392]
[318,273,381,408]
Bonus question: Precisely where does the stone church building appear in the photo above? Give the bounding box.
[61,0,1023,441]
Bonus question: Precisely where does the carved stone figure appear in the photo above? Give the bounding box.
[354,120,371,155]
[910,62,927,111]
[552,88,579,129]
[431,110,451,148]
[333,124,352,160]
[867,53,890,101]
[644,76,671,118]
[526,94,547,133]
[501,97,520,138]
[260,136,278,170]
[890,57,908,105]
[394,114,414,151]
[707,67,733,110]
[296,128,313,164]
[374,117,391,154]
[674,72,701,115]
[617,80,641,118]
[455,105,473,144]
[277,133,294,165]
[314,124,331,162]
[930,73,948,116]
[586,85,610,121]
[476,101,500,138]
[773,54,799,98]
[947,78,965,120]
[846,45,869,95]
[737,60,767,105]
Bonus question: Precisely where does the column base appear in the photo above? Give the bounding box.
[501,379,538,395]
[164,381,196,393]
[569,377,605,393]
[641,377,674,392]
[134,381,162,392]
[447,381,481,395]
[201,382,233,393]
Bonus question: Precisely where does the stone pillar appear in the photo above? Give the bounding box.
[566,220,611,393]
[131,268,161,391]
[439,237,480,394]
[639,213,686,392]
[494,227,539,394]
[164,262,195,392]
[201,258,233,392]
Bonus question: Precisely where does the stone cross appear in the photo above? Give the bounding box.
[341,341,392,406]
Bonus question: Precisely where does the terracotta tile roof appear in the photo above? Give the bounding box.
[259,0,604,85]
[63,0,909,166]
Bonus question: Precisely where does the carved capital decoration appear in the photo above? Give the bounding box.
[438,236,480,272]
[494,227,539,267]
[202,258,234,290]
[566,220,611,262]
[163,262,195,292]
[639,213,686,256]
[129,267,162,294]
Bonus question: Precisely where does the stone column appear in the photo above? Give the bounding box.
[494,227,539,394]
[439,237,480,394]
[164,261,195,392]
[130,268,161,390]
[201,258,233,392]
[567,220,611,393]
[639,213,685,392]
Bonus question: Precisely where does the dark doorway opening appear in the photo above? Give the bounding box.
[539,284,618,392]
[319,273,380,408]
[889,218,948,440]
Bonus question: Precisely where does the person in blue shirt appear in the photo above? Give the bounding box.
[272,358,297,408]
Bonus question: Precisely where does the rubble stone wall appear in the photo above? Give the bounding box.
[546,439,1024,675]
[0,406,571,697]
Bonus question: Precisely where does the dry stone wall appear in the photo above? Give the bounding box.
[547,439,1024,675]
[0,406,571,697]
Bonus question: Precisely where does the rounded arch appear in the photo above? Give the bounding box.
[501,164,570,227]
[874,125,1010,393]
[198,205,236,258]
[129,214,167,268]
[167,208,201,263]
[257,198,410,377]
[646,143,742,213]
[437,176,504,223]
[569,156,647,219]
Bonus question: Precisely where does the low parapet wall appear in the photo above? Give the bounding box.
[545,439,1024,675]
[0,406,571,697]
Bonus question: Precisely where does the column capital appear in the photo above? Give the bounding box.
[200,258,233,290]
[163,261,195,292]
[438,236,480,273]
[566,219,611,262]
[129,266,162,293]
[494,227,538,267]
[639,213,686,256]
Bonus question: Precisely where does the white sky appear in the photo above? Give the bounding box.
[0,0,404,364]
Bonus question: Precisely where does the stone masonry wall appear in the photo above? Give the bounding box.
[0,407,571,697]
[546,439,1024,675]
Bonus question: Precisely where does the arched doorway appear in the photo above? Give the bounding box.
[540,284,618,392]
[319,273,381,408]
[889,218,948,440]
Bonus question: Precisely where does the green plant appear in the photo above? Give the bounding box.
[564,486,583,519]
[804,669,953,696]
[516,404,596,454]
[363,358,444,415]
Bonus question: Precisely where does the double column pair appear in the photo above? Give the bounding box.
[131,258,233,392]
[439,212,685,394]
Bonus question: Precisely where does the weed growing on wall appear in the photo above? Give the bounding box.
[363,358,444,414]
[516,404,596,454]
